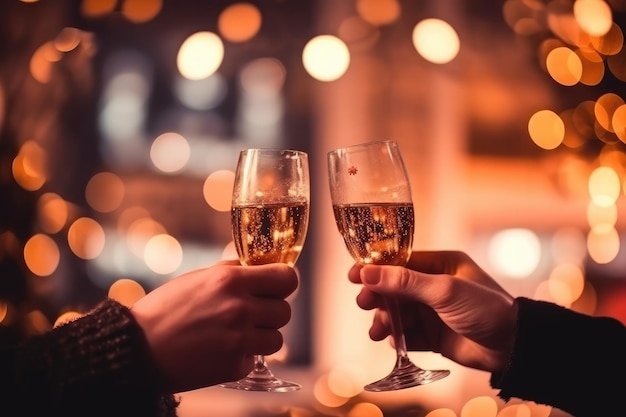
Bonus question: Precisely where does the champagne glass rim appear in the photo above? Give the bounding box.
[240,148,308,155]
[327,139,398,156]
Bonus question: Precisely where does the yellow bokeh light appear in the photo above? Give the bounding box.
[126,217,167,258]
[150,132,190,173]
[548,263,585,305]
[302,35,350,82]
[108,278,146,307]
[327,367,362,398]
[218,2,262,43]
[67,217,106,260]
[460,396,498,417]
[312,373,350,408]
[203,170,235,212]
[528,110,564,150]
[588,166,620,207]
[573,0,613,36]
[487,228,541,279]
[587,225,620,264]
[86,171,125,213]
[144,234,182,275]
[24,233,60,277]
[587,200,617,228]
[177,31,224,80]
[412,18,460,64]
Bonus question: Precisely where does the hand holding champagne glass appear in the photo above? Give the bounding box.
[327,140,449,392]
[220,148,309,392]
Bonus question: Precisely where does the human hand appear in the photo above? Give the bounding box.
[348,251,517,373]
[131,260,298,393]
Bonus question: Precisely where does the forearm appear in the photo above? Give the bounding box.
[3,298,178,417]
[491,297,626,416]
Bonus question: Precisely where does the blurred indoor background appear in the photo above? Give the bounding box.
[1,0,625,416]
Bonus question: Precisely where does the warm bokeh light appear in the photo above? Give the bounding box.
[487,228,541,279]
[86,171,125,213]
[38,192,68,234]
[576,48,605,86]
[54,27,81,52]
[12,140,47,191]
[424,409,456,417]
[595,93,625,132]
[326,367,362,398]
[302,35,350,82]
[54,311,83,327]
[24,233,60,277]
[0,301,8,324]
[312,374,350,408]
[144,234,183,274]
[528,110,565,150]
[496,403,531,417]
[355,0,401,26]
[590,22,624,56]
[587,200,617,228]
[573,0,613,36]
[412,18,460,64]
[68,217,106,260]
[548,263,585,306]
[121,0,162,23]
[221,241,238,260]
[347,402,383,417]
[150,132,190,173]
[203,170,235,212]
[588,166,621,206]
[108,278,146,306]
[177,31,224,80]
[460,396,498,417]
[550,226,587,264]
[81,0,116,18]
[218,2,262,43]
[546,46,582,86]
[613,104,626,142]
[126,217,167,258]
[30,41,60,83]
[587,224,620,264]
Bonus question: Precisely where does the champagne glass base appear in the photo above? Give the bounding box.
[220,368,301,392]
[364,358,450,392]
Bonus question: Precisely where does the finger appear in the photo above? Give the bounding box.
[348,264,363,283]
[405,251,467,275]
[251,299,292,329]
[355,287,385,310]
[360,265,452,309]
[369,309,391,341]
[240,264,299,298]
[247,329,284,355]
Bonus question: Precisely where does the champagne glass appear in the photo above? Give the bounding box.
[220,148,309,392]
[327,140,450,392]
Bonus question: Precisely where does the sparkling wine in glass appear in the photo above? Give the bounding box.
[220,148,309,392]
[327,140,450,392]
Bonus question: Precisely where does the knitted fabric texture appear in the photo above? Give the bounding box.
[4,298,179,417]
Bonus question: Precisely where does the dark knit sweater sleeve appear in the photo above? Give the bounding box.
[3,298,179,417]
[490,297,626,416]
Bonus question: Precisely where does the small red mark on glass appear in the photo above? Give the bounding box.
[348,166,358,175]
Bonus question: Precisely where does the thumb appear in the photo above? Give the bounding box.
[360,265,446,307]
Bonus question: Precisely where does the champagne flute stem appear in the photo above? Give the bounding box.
[253,355,268,372]
[384,297,410,359]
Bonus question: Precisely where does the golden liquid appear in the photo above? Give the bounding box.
[332,203,414,266]
[232,202,309,266]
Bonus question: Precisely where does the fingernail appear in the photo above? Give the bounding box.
[362,269,380,285]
